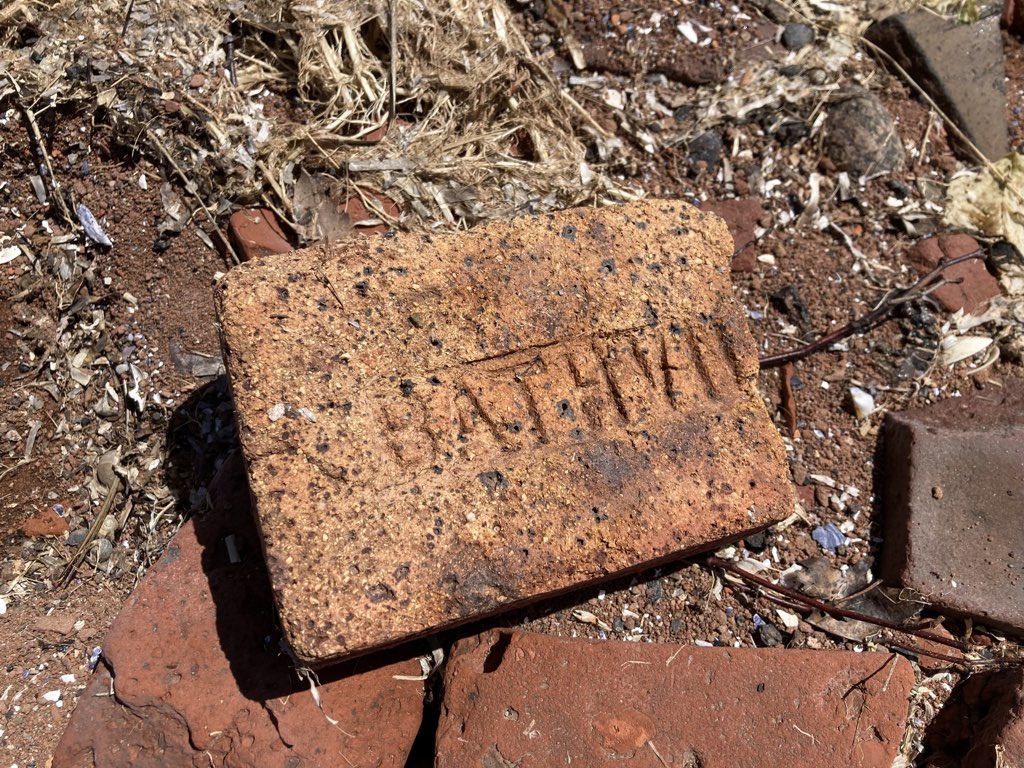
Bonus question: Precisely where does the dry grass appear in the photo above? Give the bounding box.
[1,0,621,241]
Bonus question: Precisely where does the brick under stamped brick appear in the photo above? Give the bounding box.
[216,200,794,665]
[436,630,915,768]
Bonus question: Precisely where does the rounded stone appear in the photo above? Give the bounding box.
[824,91,905,176]
[781,23,814,50]
[90,538,113,564]
[688,131,723,173]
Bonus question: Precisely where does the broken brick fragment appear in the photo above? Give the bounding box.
[227,207,292,261]
[905,234,1000,314]
[53,452,423,768]
[437,630,915,767]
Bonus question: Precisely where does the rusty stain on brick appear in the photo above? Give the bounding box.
[217,200,793,666]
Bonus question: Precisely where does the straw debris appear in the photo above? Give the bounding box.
[1,0,618,241]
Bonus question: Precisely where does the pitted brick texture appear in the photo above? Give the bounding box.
[437,630,915,768]
[217,200,793,665]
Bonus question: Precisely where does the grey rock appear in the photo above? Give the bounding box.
[781,23,814,50]
[865,10,1008,161]
[757,622,785,647]
[824,90,905,176]
[688,131,723,174]
[67,528,88,547]
[90,537,113,564]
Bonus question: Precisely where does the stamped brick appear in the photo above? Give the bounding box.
[217,200,793,665]
[53,452,423,768]
[436,630,915,767]
[881,379,1024,634]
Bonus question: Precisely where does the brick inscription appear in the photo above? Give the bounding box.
[370,323,744,477]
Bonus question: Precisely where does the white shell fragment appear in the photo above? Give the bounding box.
[939,335,993,366]
[677,20,699,43]
[848,386,875,420]
[776,608,800,630]
[76,203,113,247]
[571,608,611,632]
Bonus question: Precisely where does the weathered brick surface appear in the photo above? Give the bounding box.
[217,200,793,665]
[698,197,763,272]
[228,207,292,261]
[53,452,423,768]
[437,630,915,767]
[906,234,1000,314]
[881,379,1024,634]
[924,666,1024,768]
[865,12,1008,162]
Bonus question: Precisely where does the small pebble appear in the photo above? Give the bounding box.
[781,23,814,51]
[97,514,117,539]
[90,537,113,564]
[67,528,88,547]
[757,622,785,647]
[744,531,768,552]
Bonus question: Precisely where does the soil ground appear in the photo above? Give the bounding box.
[2,2,1023,765]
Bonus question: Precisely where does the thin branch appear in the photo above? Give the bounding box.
[705,556,973,652]
[58,478,122,588]
[758,250,984,368]
[3,72,77,229]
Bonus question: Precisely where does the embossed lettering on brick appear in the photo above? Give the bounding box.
[217,200,793,665]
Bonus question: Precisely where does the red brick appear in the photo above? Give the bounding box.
[228,207,292,261]
[699,197,763,272]
[436,630,915,767]
[21,507,69,537]
[217,201,794,666]
[906,234,999,314]
[339,188,400,236]
[53,452,423,768]
[34,612,77,636]
[881,379,1024,634]
[924,666,1024,767]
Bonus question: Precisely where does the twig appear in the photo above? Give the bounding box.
[226,14,238,88]
[880,653,900,692]
[758,250,983,368]
[58,478,122,588]
[704,556,971,652]
[388,0,397,123]
[145,129,240,265]
[120,0,136,38]
[647,741,670,767]
[3,72,77,229]
[315,267,344,309]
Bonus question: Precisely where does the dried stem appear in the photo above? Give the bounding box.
[704,556,974,653]
[3,72,77,228]
[759,250,984,368]
[58,478,122,588]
